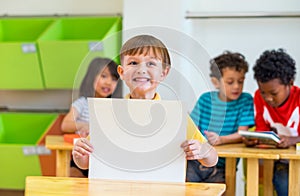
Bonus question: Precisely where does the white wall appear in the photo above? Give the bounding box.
[123,0,212,112]
[186,0,300,97]
[123,0,300,114]
[187,18,300,95]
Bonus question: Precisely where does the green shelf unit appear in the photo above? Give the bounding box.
[0,112,57,190]
[38,16,122,89]
[0,18,55,89]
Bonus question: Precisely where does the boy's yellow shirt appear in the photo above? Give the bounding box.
[125,93,207,143]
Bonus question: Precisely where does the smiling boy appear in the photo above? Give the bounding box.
[117,35,170,100]
[72,35,218,174]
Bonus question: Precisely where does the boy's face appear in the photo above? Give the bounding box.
[258,78,291,107]
[212,67,245,102]
[118,49,170,98]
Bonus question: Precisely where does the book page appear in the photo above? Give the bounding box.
[88,98,187,182]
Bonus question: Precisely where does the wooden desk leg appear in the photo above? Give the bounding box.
[263,160,274,196]
[247,158,259,196]
[289,160,300,196]
[225,157,236,196]
[56,150,71,177]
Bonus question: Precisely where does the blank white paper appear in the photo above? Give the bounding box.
[88,98,187,182]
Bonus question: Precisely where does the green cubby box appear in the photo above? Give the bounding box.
[0,17,55,89]
[0,112,58,189]
[38,16,122,89]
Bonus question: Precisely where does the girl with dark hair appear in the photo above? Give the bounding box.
[62,57,119,137]
[61,57,120,177]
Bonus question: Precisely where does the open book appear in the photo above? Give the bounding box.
[238,130,281,146]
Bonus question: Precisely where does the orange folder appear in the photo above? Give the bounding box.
[63,134,80,144]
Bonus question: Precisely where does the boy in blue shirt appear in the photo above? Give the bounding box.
[188,51,255,182]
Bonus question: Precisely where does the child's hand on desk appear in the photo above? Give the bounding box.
[204,131,222,146]
[242,137,259,147]
[277,135,296,148]
[72,138,94,170]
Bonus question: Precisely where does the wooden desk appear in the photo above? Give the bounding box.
[45,136,299,196]
[45,135,73,177]
[215,143,280,196]
[25,176,226,196]
[276,147,300,196]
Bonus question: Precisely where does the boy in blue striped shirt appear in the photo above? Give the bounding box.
[187,51,255,183]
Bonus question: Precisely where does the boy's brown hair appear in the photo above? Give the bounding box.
[120,35,171,69]
[210,51,249,79]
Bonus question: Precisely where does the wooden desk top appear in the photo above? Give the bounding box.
[276,146,300,160]
[215,143,280,159]
[46,135,299,160]
[45,135,73,151]
[25,176,226,196]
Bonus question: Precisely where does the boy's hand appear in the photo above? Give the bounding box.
[73,138,93,158]
[181,139,207,160]
[277,135,293,148]
[204,131,222,146]
[242,137,258,147]
[72,138,94,169]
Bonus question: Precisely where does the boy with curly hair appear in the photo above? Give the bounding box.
[188,51,255,183]
[243,49,300,196]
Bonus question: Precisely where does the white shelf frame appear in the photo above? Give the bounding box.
[186,11,300,19]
